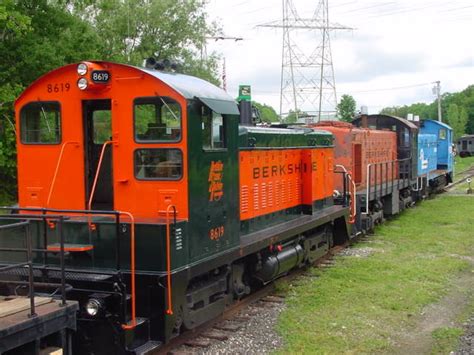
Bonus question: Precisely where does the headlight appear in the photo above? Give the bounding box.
[77,77,88,90]
[85,299,101,316]
[77,63,88,76]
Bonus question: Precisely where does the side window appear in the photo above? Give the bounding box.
[201,106,225,149]
[439,128,447,140]
[134,97,181,142]
[134,149,182,180]
[20,102,61,144]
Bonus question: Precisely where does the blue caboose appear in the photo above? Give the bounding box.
[418,119,453,189]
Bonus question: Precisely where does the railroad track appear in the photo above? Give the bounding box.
[160,244,349,354]
[446,166,474,191]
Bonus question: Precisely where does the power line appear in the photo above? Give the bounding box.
[258,0,353,122]
[343,82,433,94]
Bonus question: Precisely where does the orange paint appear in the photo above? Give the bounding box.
[239,148,334,221]
[310,121,397,193]
[15,62,189,220]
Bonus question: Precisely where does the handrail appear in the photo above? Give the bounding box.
[87,140,115,212]
[165,204,176,316]
[46,141,79,207]
[0,217,68,309]
[363,159,397,215]
[335,164,356,224]
[119,211,137,330]
[0,206,134,326]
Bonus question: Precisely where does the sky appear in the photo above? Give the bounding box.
[205,0,474,116]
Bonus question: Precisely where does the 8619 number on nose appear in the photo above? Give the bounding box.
[91,70,110,83]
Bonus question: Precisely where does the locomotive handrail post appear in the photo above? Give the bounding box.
[115,213,121,271]
[46,141,79,207]
[87,140,116,229]
[119,211,137,330]
[375,164,379,200]
[25,222,36,317]
[58,216,66,306]
[365,163,371,214]
[165,204,176,315]
[392,160,395,193]
[42,210,48,266]
[335,165,356,224]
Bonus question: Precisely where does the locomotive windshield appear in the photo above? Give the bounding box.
[20,101,61,144]
[134,96,181,142]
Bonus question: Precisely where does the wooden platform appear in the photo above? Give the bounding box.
[0,296,52,318]
[0,296,78,354]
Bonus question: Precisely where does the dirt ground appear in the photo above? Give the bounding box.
[394,255,474,354]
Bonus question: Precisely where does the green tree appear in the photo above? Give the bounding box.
[336,94,356,122]
[252,102,279,123]
[379,84,474,134]
[285,109,308,123]
[447,103,467,140]
[0,1,104,203]
[72,0,221,83]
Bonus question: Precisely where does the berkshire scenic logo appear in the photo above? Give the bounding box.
[208,160,224,201]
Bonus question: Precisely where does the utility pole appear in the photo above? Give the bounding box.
[433,81,442,122]
[222,57,227,91]
[259,0,352,122]
[202,36,243,91]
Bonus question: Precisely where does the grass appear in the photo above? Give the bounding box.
[431,327,464,354]
[276,195,474,354]
[454,155,474,174]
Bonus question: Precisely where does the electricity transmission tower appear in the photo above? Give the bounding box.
[259,0,352,122]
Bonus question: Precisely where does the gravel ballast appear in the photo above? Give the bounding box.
[174,300,286,354]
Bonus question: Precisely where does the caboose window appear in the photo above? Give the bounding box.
[20,102,61,144]
[439,128,447,140]
[134,149,182,180]
[134,97,181,142]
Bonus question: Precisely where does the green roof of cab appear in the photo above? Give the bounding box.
[239,126,334,149]
[140,67,240,115]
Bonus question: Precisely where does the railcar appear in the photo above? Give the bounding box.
[417,119,453,192]
[457,135,474,157]
[309,120,399,232]
[0,61,350,354]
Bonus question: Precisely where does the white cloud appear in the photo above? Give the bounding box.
[206,0,474,116]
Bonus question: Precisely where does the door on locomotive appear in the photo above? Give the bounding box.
[82,99,114,210]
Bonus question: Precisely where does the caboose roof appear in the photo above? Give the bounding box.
[139,67,239,115]
[422,119,452,130]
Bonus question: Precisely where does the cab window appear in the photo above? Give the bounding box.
[201,106,225,150]
[134,149,182,180]
[20,102,61,144]
[134,97,181,142]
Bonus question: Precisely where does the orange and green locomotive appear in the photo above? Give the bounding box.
[0,61,350,353]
